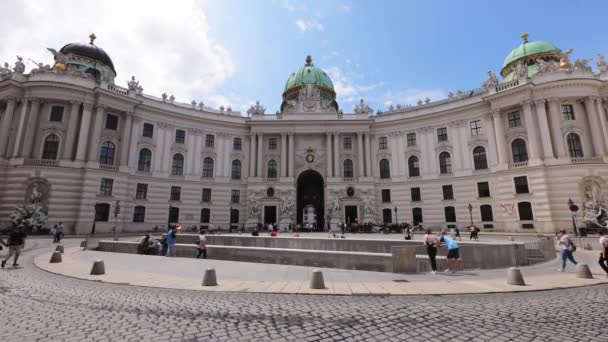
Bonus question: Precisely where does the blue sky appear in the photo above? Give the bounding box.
[202,0,608,113]
[1,0,607,115]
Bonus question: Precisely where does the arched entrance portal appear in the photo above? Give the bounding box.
[297,170,324,231]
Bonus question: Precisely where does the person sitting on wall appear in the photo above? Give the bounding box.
[269,228,278,237]
[137,234,151,254]
[252,229,259,237]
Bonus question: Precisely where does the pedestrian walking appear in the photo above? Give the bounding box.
[598,230,608,277]
[404,225,412,240]
[165,226,177,257]
[1,228,27,268]
[440,230,460,273]
[54,222,64,243]
[454,226,461,241]
[424,228,440,274]
[557,229,577,272]
[196,232,207,259]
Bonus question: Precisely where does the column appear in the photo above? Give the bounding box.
[597,98,608,154]
[533,100,555,160]
[87,105,105,162]
[370,134,377,178]
[357,132,364,177]
[584,97,606,156]
[364,133,372,177]
[128,118,140,169]
[326,132,332,177]
[120,113,133,166]
[75,104,93,161]
[22,99,41,158]
[11,99,29,157]
[248,133,256,177]
[458,122,471,170]
[547,98,567,158]
[332,133,339,177]
[63,101,80,160]
[281,133,287,177]
[492,110,509,164]
[0,98,17,157]
[522,100,541,161]
[288,133,295,177]
[483,114,498,167]
[256,133,263,177]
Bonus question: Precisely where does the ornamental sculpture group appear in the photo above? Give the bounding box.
[582,180,608,229]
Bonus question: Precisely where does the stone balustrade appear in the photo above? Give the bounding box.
[509,161,529,169]
[99,164,119,172]
[24,158,59,167]
[570,156,604,164]
[107,84,129,95]
[495,79,520,92]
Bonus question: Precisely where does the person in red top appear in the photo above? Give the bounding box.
[196,232,207,259]
[269,229,278,237]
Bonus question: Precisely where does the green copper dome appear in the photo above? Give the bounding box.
[500,33,561,80]
[284,56,334,92]
[503,41,559,68]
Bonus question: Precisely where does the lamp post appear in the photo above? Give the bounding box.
[168,202,173,230]
[91,204,97,235]
[567,198,580,236]
[394,206,398,225]
[113,200,120,241]
[468,203,473,227]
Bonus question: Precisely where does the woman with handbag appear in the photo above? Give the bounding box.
[557,229,578,272]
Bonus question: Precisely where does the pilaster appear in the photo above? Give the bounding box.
[75,104,94,161]
[63,101,81,160]
[533,99,555,160]
[0,97,17,157]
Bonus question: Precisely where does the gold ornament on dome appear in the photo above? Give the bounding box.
[54,63,66,71]
[559,48,574,70]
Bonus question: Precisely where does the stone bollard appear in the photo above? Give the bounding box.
[90,260,105,275]
[310,269,326,289]
[49,251,62,263]
[575,263,593,279]
[80,240,87,249]
[506,267,525,286]
[202,268,218,286]
[55,244,64,253]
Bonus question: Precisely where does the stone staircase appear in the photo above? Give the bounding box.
[525,248,549,264]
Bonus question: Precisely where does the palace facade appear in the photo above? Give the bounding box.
[1,34,608,233]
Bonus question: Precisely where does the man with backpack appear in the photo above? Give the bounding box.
[598,230,608,277]
[1,228,27,268]
[557,229,577,272]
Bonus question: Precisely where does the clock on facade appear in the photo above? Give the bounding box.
[306,153,314,163]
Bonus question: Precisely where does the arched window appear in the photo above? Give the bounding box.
[518,201,534,221]
[343,159,354,178]
[99,141,115,165]
[267,159,278,179]
[94,203,110,222]
[137,148,152,172]
[412,207,423,226]
[133,206,146,223]
[42,134,60,160]
[439,152,452,174]
[382,208,392,224]
[480,204,494,222]
[202,157,214,178]
[231,160,242,180]
[408,156,420,177]
[444,206,456,222]
[379,159,390,179]
[171,153,184,176]
[511,139,528,163]
[472,146,488,170]
[566,133,583,158]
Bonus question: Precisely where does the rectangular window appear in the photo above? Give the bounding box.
[378,136,388,150]
[343,137,352,150]
[133,206,145,223]
[507,111,521,128]
[442,185,454,200]
[170,186,181,201]
[411,187,421,202]
[169,207,180,223]
[381,189,391,203]
[105,114,119,130]
[135,183,148,199]
[202,188,212,202]
[437,127,448,142]
[268,137,278,150]
[514,176,529,194]
[477,182,491,198]
[406,133,416,146]
[50,106,64,122]
[231,190,240,204]
[470,120,482,136]
[233,137,242,151]
[561,104,575,120]
[175,129,186,144]
[142,123,154,138]
[200,208,210,223]
[99,178,113,196]
[205,134,215,148]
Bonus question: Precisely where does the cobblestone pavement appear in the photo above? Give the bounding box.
[0,239,607,342]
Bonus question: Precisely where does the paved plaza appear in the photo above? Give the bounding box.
[0,237,606,341]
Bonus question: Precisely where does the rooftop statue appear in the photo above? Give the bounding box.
[161,93,168,102]
[247,101,266,116]
[582,180,607,228]
[573,58,592,72]
[13,56,25,74]
[425,97,431,104]
[127,76,140,91]
[29,60,52,74]
[197,102,205,110]
[482,71,498,90]
[515,63,527,78]
[191,100,197,108]
[0,62,12,76]
[536,59,560,74]
[597,53,607,72]
[168,95,175,104]
[46,48,70,71]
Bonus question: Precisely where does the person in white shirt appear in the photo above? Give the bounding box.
[598,231,608,277]
[557,229,578,272]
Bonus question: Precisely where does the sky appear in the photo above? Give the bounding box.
[1,0,607,114]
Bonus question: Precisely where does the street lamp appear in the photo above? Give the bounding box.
[113,200,121,241]
[468,203,473,227]
[394,206,398,225]
[567,198,580,236]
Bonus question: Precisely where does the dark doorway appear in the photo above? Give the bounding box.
[230,208,239,230]
[169,207,180,223]
[382,208,392,224]
[297,170,324,230]
[264,206,277,225]
[344,205,358,224]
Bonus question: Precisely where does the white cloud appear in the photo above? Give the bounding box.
[325,65,382,105]
[337,4,350,13]
[295,18,325,32]
[0,0,236,103]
